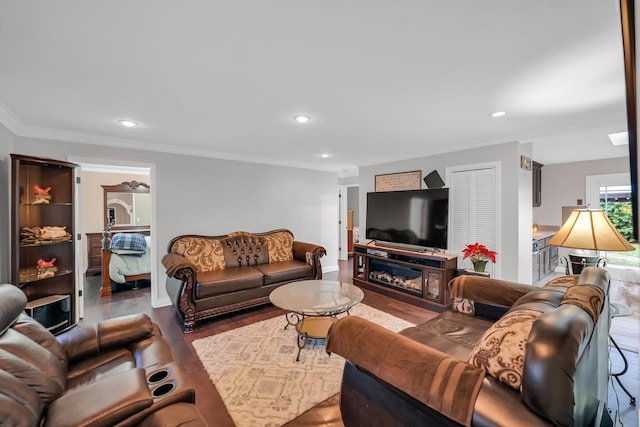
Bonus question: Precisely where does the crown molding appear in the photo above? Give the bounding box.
[0,100,25,134]
[0,102,346,174]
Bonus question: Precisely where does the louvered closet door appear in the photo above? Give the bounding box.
[449,167,497,275]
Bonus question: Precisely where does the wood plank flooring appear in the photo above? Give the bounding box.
[83,262,638,427]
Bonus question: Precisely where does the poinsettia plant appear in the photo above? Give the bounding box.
[462,242,497,263]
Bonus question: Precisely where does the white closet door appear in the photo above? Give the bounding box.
[448,166,497,275]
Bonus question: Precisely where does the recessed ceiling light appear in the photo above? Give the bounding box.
[118,120,139,127]
[490,111,506,118]
[293,115,310,124]
[608,131,629,146]
[321,153,329,158]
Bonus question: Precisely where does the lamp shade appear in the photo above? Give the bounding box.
[547,209,634,251]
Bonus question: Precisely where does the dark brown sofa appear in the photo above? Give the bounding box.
[327,267,611,427]
[162,229,326,332]
[0,283,205,427]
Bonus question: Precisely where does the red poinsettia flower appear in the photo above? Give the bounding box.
[462,242,497,263]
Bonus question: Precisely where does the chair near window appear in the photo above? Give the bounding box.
[560,250,607,275]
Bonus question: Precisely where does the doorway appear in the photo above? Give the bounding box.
[338,185,359,261]
[69,157,156,321]
[586,173,639,269]
[586,172,639,352]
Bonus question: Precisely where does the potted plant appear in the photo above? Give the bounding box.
[462,242,497,272]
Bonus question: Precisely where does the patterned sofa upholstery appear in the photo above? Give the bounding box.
[162,229,326,332]
[327,267,611,427]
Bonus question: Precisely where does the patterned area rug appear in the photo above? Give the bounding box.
[192,304,413,427]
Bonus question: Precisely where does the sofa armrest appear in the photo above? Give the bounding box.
[327,316,484,426]
[293,241,326,279]
[57,313,155,362]
[448,275,538,308]
[292,241,326,260]
[138,402,206,427]
[44,368,152,427]
[162,253,197,280]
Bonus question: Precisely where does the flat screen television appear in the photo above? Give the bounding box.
[366,188,449,251]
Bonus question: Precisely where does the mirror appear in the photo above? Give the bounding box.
[102,181,151,229]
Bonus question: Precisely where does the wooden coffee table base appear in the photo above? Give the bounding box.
[287,315,338,361]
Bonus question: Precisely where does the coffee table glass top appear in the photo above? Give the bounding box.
[269,280,364,316]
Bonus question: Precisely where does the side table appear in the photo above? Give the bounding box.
[610,302,636,405]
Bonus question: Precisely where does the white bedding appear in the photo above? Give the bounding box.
[109,248,151,284]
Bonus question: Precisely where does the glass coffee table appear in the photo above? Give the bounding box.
[269,280,364,361]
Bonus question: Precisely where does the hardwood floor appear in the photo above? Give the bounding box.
[83,262,638,427]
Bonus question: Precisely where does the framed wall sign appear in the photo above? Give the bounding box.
[375,170,422,192]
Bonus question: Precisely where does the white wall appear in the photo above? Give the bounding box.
[517,143,534,283]
[359,140,530,283]
[6,132,339,307]
[0,124,14,282]
[533,157,630,226]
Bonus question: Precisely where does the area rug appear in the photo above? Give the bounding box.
[192,304,414,427]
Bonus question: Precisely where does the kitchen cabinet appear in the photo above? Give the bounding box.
[533,233,558,283]
[532,161,543,207]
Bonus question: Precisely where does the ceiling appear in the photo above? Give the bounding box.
[0,1,632,176]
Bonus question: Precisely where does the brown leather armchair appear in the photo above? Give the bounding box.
[0,283,205,427]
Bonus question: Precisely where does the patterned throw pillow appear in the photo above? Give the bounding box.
[543,275,579,288]
[263,231,294,263]
[561,284,605,322]
[171,237,226,272]
[467,309,543,391]
[452,297,475,315]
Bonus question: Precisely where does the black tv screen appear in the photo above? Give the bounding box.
[366,188,449,250]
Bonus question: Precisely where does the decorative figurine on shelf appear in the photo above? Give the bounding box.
[33,184,52,204]
[36,257,58,279]
[462,242,497,273]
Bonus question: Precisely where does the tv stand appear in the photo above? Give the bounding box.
[353,242,457,311]
[372,241,430,253]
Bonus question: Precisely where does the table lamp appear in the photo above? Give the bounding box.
[548,208,636,405]
[547,208,634,274]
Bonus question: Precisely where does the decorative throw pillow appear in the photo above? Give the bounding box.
[543,275,579,288]
[171,237,226,272]
[467,309,543,391]
[264,231,294,263]
[452,297,475,315]
[561,284,605,322]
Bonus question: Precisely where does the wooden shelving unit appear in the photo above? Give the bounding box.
[11,154,78,334]
[352,242,457,311]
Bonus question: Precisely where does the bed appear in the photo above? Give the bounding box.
[100,227,151,297]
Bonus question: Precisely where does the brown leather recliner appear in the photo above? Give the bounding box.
[0,283,206,427]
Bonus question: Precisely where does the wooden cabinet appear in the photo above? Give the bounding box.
[532,161,543,207]
[86,232,103,276]
[352,242,457,311]
[11,154,77,333]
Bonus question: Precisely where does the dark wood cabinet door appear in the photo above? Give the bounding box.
[532,161,543,207]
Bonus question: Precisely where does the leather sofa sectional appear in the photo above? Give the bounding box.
[162,229,326,332]
[327,267,611,427]
[0,283,206,427]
